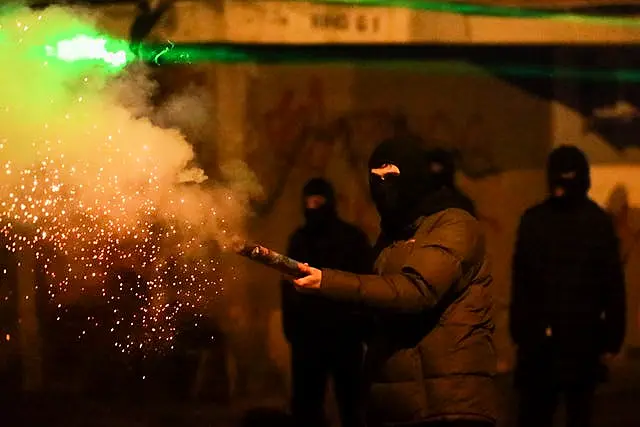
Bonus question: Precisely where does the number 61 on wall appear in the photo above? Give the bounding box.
[354,15,380,33]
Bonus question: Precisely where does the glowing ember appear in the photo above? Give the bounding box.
[0,7,249,353]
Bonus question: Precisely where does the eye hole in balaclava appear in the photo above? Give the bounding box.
[547,145,591,201]
[302,178,337,229]
[369,163,402,220]
[424,148,456,190]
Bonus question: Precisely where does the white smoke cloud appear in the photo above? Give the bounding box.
[0,5,260,351]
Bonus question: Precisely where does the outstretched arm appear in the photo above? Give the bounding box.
[296,212,481,313]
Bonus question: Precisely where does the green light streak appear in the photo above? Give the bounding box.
[29,35,640,83]
[130,43,640,83]
[0,16,638,85]
[43,34,134,70]
[19,0,640,75]
[46,35,128,67]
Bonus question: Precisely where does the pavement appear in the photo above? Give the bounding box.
[498,361,640,427]
[1,363,639,427]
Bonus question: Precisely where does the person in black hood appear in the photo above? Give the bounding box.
[424,148,476,217]
[367,140,476,240]
[291,139,498,427]
[546,145,591,202]
[510,145,626,427]
[302,178,339,230]
[281,177,373,427]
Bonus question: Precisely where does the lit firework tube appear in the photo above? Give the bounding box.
[233,239,306,278]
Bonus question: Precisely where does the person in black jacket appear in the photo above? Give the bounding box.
[425,148,476,217]
[291,140,498,427]
[281,177,373,427]
[510,145,626,427]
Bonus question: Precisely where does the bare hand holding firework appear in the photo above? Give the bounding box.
[293,263,322,290]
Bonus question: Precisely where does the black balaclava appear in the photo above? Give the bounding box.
[368,139,443,235]
[547,145,591,204]
[425,148,477,217]
[302,178,337,230]
[425,148,456,189]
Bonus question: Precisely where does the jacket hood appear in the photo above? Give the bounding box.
[547,145,590,203]
[302,177,337,230]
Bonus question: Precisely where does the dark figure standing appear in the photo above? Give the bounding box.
[425,148,476,216]
[281,178,373,427]
[293,140,498,427]
[510,145,626,427]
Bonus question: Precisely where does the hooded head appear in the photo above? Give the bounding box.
[547,145,590,202]
[302,178,337,230]
[368,139,443,234]
[425,148,456,189]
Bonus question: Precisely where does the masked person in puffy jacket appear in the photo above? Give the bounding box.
[292,141,498,427]
[281,178,373,427]
[510,145,626,427]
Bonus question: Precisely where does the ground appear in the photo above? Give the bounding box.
[1,363,639,427]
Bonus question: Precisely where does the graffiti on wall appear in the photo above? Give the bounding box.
[422,110,501,179]
[247,75,503,233]
[572,48,640,152]
[248,76,396,223]
[608,185,640,265]
[606,184,640,347]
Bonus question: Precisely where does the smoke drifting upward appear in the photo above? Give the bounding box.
[0,6,258,352]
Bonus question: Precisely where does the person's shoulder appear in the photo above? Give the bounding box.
[585,198,611,217]
[514,201,550,228]
[523,201,548,218]
[434,207,478,225]
[288,226,306,241]
[414,209,483,258]
[584,199,616,227]
[416,208,480,239]
[335,218,369,238]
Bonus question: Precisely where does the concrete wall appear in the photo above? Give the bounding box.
[80,1,640,399]
[205,63,551,392]
[159,61,640,399]
[147,59,553,399]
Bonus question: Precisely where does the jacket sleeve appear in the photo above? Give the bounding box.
[509,214,532,346]
[599,216,626,354]
[317,212,481,313]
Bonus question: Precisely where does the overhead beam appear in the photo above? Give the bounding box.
[88,0,640,45]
